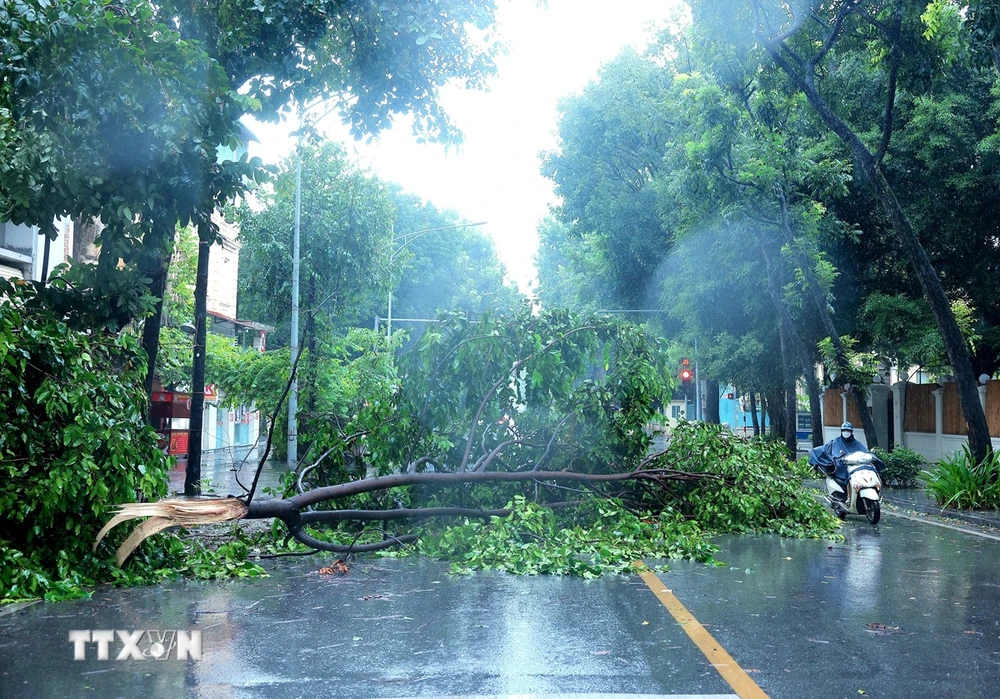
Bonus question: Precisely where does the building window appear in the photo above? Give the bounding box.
[671,405,681,419]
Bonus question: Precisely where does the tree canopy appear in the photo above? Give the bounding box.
[536,1,1000,454]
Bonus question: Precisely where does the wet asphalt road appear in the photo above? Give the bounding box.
[664,516,1000,698]
[1,512,998,699]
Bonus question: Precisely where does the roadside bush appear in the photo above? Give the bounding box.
[789,455,816,480]
[665,422,841,538]
[0,280,263,601]
[872,446,925,488]
[922,445,1000,510]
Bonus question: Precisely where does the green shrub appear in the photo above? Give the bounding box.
[922,445,1000,510]
[789,455,816,480]
[0,280,264,601]
[665,423,841,538]
[872,446,925,488]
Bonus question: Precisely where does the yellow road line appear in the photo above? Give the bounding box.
[634,562,768,699]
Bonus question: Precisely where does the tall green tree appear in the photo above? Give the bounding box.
[703,0,996,461]
[534,216,608,311]
[383,188,520,325]
[238,140,393,340]
[2,0,505,399]
[540,50,674,310]
[157,0,500,142]
[0,0,255,344]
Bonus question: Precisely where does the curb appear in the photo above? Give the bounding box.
[880,495,1000,530]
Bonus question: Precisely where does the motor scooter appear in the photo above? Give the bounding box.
[823,451,882,524]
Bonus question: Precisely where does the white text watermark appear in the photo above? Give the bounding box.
[68,630,201,661]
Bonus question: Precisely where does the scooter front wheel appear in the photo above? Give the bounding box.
[864,499,881,525]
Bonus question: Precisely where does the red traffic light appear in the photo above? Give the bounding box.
[680,368,692,384]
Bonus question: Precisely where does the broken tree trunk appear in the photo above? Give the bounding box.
[96,464,727,563]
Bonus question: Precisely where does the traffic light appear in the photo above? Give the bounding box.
[680,358,692,385]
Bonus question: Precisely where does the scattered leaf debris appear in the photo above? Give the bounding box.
[319,559,350,576]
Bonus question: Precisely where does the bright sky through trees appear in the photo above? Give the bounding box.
[247,0,684,294]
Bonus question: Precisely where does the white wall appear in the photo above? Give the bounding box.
[897,432,1000,463]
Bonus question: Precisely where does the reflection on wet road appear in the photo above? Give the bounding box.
[661,515,1000,697]
[0,513,997,698]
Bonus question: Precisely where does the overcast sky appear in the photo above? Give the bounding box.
[247,0,684,294]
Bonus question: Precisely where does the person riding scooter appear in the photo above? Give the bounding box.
[809,422,883,491]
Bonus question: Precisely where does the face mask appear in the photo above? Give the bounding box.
[842,431,852,440]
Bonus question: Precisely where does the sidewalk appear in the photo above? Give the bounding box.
[167,455,289,498]
[880,486,1000,529]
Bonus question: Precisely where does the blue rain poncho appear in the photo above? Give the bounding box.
[809,435,883,483]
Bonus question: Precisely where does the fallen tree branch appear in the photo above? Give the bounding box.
[300,506,511,523]
[245,467,725,525]
[98,466,727,563]
[291,529,419,553]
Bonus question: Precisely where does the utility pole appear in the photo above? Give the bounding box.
[286,100,342,469]
[694,337,701,421]
[287,145,302,469]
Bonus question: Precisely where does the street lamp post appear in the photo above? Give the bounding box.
[385,222,487,345]
[287,146,302,470]
[287,100,339,470]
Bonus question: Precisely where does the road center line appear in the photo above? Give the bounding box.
[633,563,768,699]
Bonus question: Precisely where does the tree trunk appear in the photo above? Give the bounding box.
[141,252,170,400]
[774,190,880,448]
[704,379,720,424]
[750,392,760,437]
[40,235,51,284]
[185,232,211,496]
[759,239,825,446]
[768,385,786,439]
[764,39,991,463]
[779,323,798,457]
[760,393,770,436]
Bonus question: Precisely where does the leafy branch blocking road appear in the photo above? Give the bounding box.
[2,293,837,600]
[254,422,840,577]
[100,308,838,577]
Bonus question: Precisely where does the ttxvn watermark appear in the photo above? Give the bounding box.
[68,629,201,661]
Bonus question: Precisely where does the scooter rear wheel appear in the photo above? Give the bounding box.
[864,499,881,525]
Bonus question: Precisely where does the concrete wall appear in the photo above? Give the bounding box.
[884,380,1000,462]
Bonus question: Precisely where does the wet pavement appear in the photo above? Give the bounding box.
[663,517,1000,698]
[2,492,999,697]
[3,510,1000,698]
[168,453,288,499]
[0,559,735,698]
